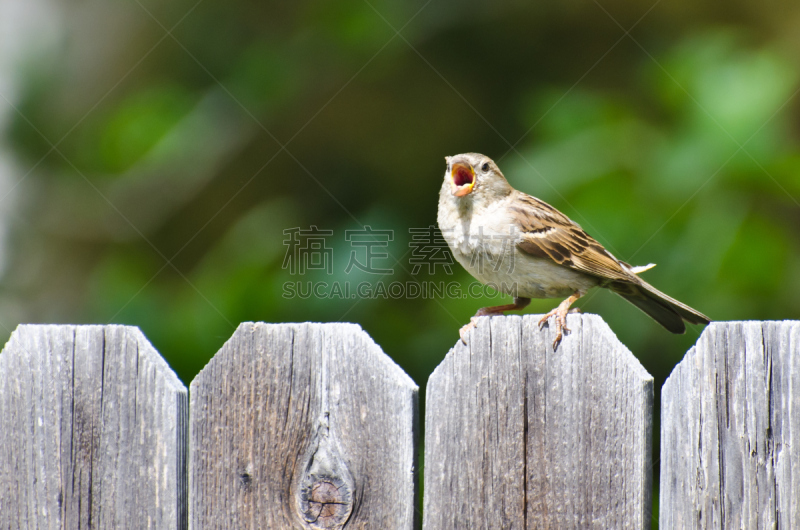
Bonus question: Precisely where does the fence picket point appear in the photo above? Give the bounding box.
[0,324,188,529]
[423,313,654,529]
[660,320,800,528]
[187,322,418,529]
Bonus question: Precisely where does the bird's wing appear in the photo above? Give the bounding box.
[511,192,632,282]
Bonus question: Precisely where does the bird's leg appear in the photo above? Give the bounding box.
[459,297,531,344]
[538,290,585,349]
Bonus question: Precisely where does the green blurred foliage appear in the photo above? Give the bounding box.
[3,0,800,523]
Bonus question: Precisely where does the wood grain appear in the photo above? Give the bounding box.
[423,314,653,529]
[188,322,418,529]
[660,320,800,528]
[0,324,188,529]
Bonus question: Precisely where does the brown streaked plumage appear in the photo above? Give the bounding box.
[437,152,711,348]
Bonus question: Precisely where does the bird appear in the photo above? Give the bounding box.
[437,152,711,348]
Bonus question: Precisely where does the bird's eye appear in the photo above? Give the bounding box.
[481,162,490,172]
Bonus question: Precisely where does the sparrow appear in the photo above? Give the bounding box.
[437,152,711,348]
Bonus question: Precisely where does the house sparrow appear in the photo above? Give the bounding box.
[438,152,711,348]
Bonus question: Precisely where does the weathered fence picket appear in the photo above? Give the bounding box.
[0,325,188,529]
[660,321,800,528]
[3,317,800,529]
[187,322,419,529]
[422,314,654,529]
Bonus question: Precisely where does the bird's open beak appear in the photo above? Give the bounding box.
[450,162,475,197]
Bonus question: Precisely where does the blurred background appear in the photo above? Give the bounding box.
[2,0,800,523]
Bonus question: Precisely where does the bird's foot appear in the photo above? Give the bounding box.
[538,292,584,350]
[538,308,570,349]
[459,317,480,344]
[459,297,532,345]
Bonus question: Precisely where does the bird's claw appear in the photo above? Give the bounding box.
[538,306,575,350]
[459,317,480,344]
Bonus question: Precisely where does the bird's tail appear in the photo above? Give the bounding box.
[608,278,710,334]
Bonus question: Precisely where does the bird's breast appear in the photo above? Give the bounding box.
[437,199,599,299]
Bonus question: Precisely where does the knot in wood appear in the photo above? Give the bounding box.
[294,420,355,529]
[300,476,351,528]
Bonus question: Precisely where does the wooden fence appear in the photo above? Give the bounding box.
[0,316,797,528]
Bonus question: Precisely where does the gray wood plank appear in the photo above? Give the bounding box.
[188,322,418,529]
[423,314,653,529]
[0,324,188,529]
[660,320,800,529]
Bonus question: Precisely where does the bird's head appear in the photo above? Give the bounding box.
[443,153,512,204]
